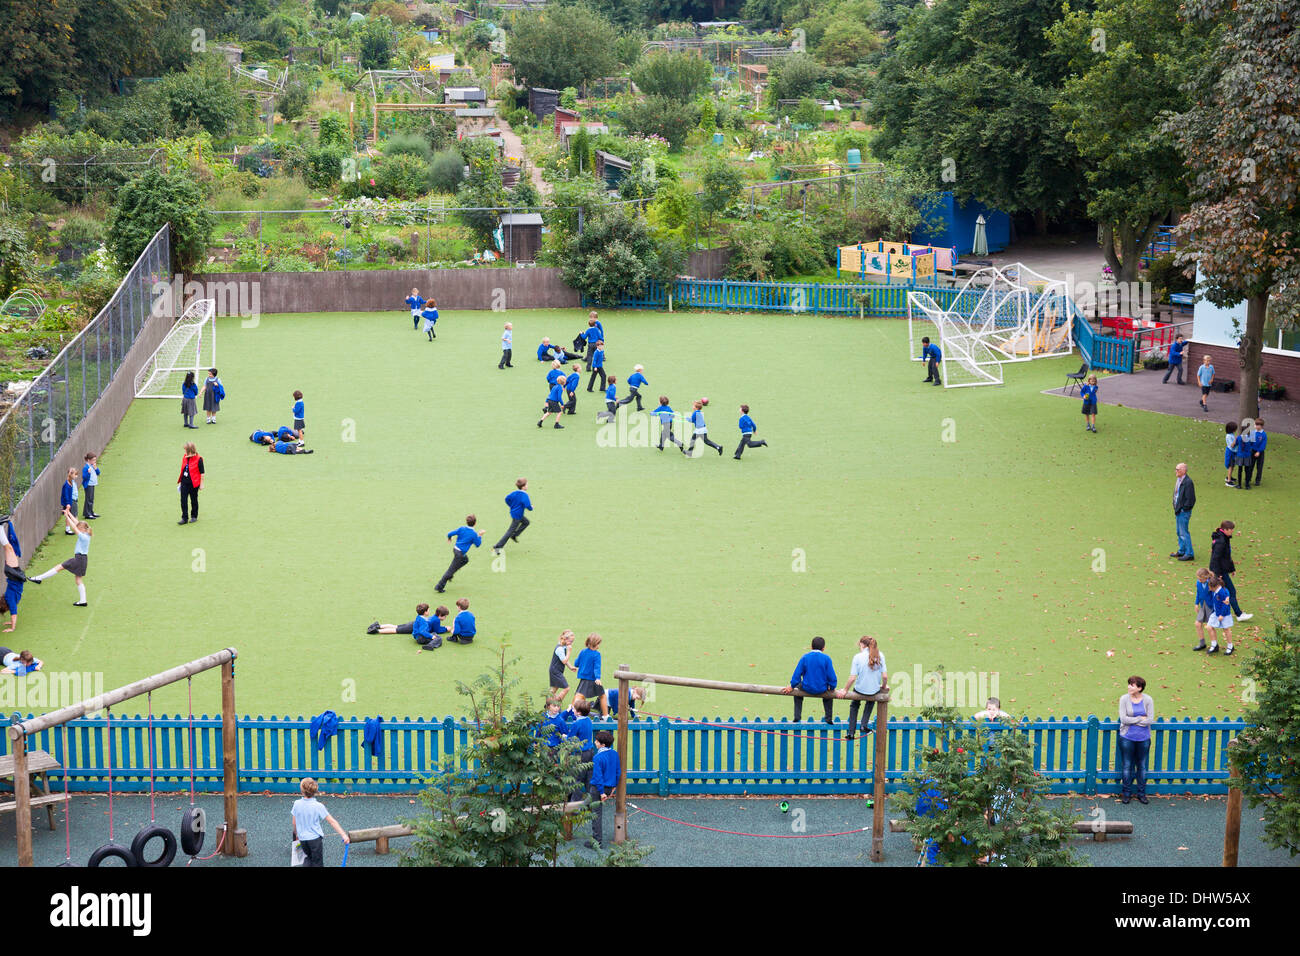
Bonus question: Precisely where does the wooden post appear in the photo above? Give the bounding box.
[614,665,629,844]
[1223,748,1242,867]
[221,657,248,856]
[871,700,888,862]
[13,737,33,867]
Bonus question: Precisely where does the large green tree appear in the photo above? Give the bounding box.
[106,166,213,274]
[1049,0,1211,284]
[560,205,661,305]
[868,0,1084,232]
[507,4,619,92]
[631,51,712,102]
[1231,569,1300,857]
[1169,0,1300,420]
[0,3,80,114]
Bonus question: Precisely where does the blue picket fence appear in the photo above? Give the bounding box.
[0,714,1245,796]
[606,278,965,317]
[1070,299,1135,373]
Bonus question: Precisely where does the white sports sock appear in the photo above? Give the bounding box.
[31,567,59,582]
[77,582,86,603]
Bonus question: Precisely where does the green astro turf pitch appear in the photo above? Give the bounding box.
[13,309,1299,721]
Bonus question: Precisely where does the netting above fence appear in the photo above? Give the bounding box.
[0,226,170,512]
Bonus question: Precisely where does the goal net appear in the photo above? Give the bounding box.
[134,299,216,398]
[907,264,1073,388]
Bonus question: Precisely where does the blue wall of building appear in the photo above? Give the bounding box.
[912,192,1011,255]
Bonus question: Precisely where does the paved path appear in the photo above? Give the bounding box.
[1044,367,1300,439]
[495,108,550,196]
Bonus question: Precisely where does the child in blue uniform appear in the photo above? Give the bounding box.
[81,453,101,519]
[564,364,582,415]
[275,425,300,442]
[1250,418,1267,486]
[181,371,199,428]
[60,468,78,532]
[1206,573,1234,655]
[734,404,768,459]
[574,633,608,716]
[920,336,942,385]
[1223,421,1239,487]
[368,602,434,637]
[1191,567,1213,651]
[1235,419,1255,489]
[597,376,619,423]
[620,365,648,411]
[686,398,724,456]
[1080,375,1098,432]
[405,288,425,330]
[420,300,438,340]
[1163,334,1185,384]
[782,636,837,723]
[269,441,313,454]
[651,396,682,451]
[499,322,513,368]
[435,516,482,593]
[492,477,533,552]
[583,313,605,370]
[292,391,306,444]
[1197,355,1215,412]
[448,597,476,644]
[586,729,621,849]
[586,341,607,392]
[538,380,566,429]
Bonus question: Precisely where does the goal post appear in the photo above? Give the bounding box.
[135,299,216,398]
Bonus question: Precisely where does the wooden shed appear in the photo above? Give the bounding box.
[500,213,544,263]
[528,87,560,121]
[594,150,632,189]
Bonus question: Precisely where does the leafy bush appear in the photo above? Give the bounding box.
[106,167,213,274]
[429,150,466,193]
[560,88,579,110]
[559,205,659,305]
[270,254,314,272]
[700,158,743,224]
[0,219,35,298]
[360,16,396,70]
[225,171,263,198]
[318,113,350,149]
[374,153,432,200]
[770,53,825,104]
[156,70,241,137]
[618,96,699,149]
[280,79,310,121]
[793,97,823,128]
[58,215,104,251]
[382,133,436,166]
[632,51,712,101]
[725,217,826,281]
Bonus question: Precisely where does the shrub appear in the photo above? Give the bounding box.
[618,96,699,149]
[382,133,436,166]
[559,205,658,305]
[793,97,823,128]
[156,70,241,137]
[770,53,825,104]
[226,171,263,198]
[318,113,350,149]
[0,219,35,298]
[106,167,213,274]
[270,254,314,272]
[632,52,712,102]
[59,215,104,251]
[428,150,466,193]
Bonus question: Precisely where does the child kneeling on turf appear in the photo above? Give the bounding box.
[448,597,475,644]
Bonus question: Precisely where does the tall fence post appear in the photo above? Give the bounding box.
[1085,715,1100,795]
[657,716,670,796]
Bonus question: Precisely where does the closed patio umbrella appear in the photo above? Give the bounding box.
[972,214,989,258]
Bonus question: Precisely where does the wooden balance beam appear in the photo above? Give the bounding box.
[1072,820,1134,841]
[348,799,589,854]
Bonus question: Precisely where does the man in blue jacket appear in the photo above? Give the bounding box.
[781,636,837,723]
[435,515,482,593]
[493,478,533,552]
[1163,334,1185,385]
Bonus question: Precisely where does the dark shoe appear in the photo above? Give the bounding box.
[366,621,380,634]
[1224,645,1235,656]
[1121,794,1131,805]
[1178,555,1195,562]
[537,421,543,428]
[733,455,742,460]
[1193,640,1206,651]
[1207,645,1219,654]
[434,585,445,593]
[190,516,198,522]
[1169,552,1184,558]
[717,446,723,455]
[26,575,40,585]
[554,423,564,429]
[1136,795,1149,805]
[845,733,855,740]
[73,601,87,607]
[178,519,188,525]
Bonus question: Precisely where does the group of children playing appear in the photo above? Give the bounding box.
[405,289,440,341]
[365,597,477,648]
[1223,418,1267,488]
[248,391,312,454]
[180,368,225,429]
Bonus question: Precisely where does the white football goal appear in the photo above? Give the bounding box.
[135,299,216,398]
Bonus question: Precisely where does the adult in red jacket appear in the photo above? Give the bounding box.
[178,442,205,525]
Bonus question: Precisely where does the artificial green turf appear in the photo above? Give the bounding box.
[15,308,1299,721]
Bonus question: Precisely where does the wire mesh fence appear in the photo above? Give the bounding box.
[0,227,170,513]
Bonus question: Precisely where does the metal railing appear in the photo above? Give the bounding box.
[0,226,170,511]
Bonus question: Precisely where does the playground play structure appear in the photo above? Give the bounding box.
[907,263,1075,388]
[837,241,959,285]
[5,648,246,867]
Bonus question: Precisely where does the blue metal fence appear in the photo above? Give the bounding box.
[0,714,1245,796]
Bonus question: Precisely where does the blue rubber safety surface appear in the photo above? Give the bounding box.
[2,793,1295,867]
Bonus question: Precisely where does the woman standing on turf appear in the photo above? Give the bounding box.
[28,508,92,606]
[178,442,205,525]
[1117,676,1154,805]
[181,371,199,429]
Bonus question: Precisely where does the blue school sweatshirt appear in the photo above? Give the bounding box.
[790,651,837,694]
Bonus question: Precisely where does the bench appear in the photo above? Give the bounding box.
[0,751,62,830]
[1073,819,1134,841]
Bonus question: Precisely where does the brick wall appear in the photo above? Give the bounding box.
[1189,342,1300,400]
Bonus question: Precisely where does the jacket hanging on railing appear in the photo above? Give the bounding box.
[310,710,339,751]
[363,716,384,758]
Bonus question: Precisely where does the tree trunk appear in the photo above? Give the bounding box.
[1238,291,1269,421]
[1034,208,1048,235]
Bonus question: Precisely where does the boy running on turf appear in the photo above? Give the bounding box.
[435,515,482,592]
[493,478,533,552]
[564,364,582,415]
[650,396,682,451]
[734,404,768,459]
[619,365,648,412]
[686,398,724,456]
[597,376,619,423]
[586,341,607,392]
[420,299,439,340]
